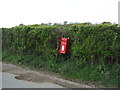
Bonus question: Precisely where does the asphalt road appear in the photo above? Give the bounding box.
[2,72,65,88]
[1,62,93,88]
[1,62,65,88]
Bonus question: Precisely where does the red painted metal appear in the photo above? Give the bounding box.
[59,38,70,54]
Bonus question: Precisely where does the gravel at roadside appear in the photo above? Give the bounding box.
[2,62,99,88]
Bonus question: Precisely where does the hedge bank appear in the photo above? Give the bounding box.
[2,23,120,87]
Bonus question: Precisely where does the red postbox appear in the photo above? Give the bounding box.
[59,38,70,54]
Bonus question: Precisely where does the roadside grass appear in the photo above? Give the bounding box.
[2,51,119,88]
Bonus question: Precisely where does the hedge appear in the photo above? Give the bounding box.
[2,23,120,87]
[2,24,120,64]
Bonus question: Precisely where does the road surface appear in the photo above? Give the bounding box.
[1,62,94,88]
[2,72,65,88]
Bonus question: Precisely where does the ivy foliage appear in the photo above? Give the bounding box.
[2,24,120,64]
[2,23,120,87]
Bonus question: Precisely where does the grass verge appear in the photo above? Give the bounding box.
[2,50,119,88]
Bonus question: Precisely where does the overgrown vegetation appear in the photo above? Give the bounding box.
[2,22,120,87]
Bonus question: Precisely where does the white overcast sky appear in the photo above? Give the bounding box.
[0,0,119,28]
